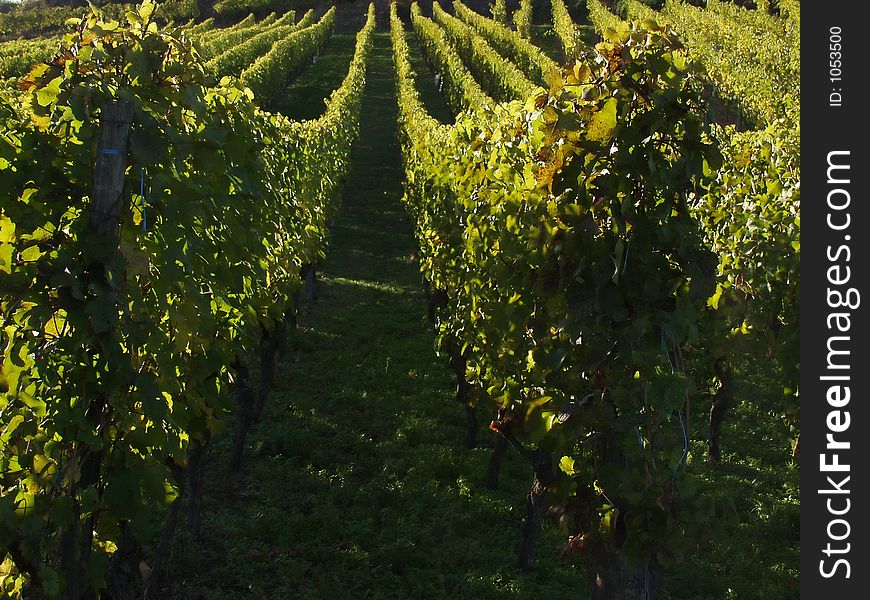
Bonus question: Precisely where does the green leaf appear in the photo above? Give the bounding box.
[85,294,117,334]
[80,487,100,515]
[38,566,61,596]
[2,414,25,442]
[49,496,75,527]
[35,77,63,108]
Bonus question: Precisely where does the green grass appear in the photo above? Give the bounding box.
[155,17,799,600]
[672,355,800,599]
[529,24,566,64]
[274,32,358,120]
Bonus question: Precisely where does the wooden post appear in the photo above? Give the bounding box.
[186,437,209,538]
[63,100,134,600]
[517,449,554,570]
[229,361,255,473]
[90,101,134,237]
[484,426,510,490]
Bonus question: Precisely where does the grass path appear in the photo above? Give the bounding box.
[159,31,580,600]
[275,31,357,120]
[408,32,454,123]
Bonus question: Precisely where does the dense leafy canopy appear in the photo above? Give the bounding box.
[0,1,375,595]
[394,3,727,581]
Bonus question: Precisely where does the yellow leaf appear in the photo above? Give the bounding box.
[543,105,559,125]
[20,245,43,262]
[526,349,536,371]
[0,217,14,243]
[0,243,13,273]
[14,492,35,517]
[587,98,618,142]
[33,454,56,479]
[44,310,67,338]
